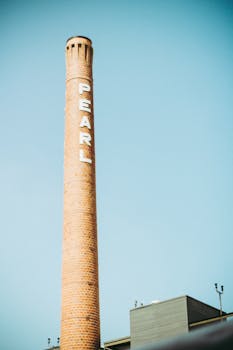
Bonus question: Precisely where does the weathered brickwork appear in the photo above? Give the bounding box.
[61,36,100,350]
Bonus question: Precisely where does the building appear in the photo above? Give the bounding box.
[130,295,226,349]
[104,337,130,350]
[104,295,228,350]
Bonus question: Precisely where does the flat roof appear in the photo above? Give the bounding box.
[130,295,225,313]
[104,336,130,347]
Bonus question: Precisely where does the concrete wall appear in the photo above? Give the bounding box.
[187,296,221,324]
[187,296,224,330]
[130,296,189,349]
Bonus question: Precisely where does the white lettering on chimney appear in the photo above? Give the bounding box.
[80,116,91,129]
[80,132,92,146]
[79,83,93,164]
[79,99,91,113]
[80,150,92,164]
[79,83,91,95]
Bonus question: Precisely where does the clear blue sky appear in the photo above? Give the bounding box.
[1,1,233,349]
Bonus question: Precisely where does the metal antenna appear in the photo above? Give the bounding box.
[215,283,224,317]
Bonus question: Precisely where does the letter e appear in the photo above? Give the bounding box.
[79,99,91,113]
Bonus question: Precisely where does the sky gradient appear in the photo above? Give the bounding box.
[1,1,233,349]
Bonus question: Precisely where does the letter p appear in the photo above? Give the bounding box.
[79,83,91,95]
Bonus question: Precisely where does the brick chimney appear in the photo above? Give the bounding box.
[61,36,100,350]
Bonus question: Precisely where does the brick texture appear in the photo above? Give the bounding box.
[61,36,100,350]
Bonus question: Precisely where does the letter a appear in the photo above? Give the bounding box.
[80,116,91,129]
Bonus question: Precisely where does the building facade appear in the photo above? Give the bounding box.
[104,295,227,350]
[130,295,224,349]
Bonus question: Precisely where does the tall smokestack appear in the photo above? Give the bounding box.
[61,36,100,350]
